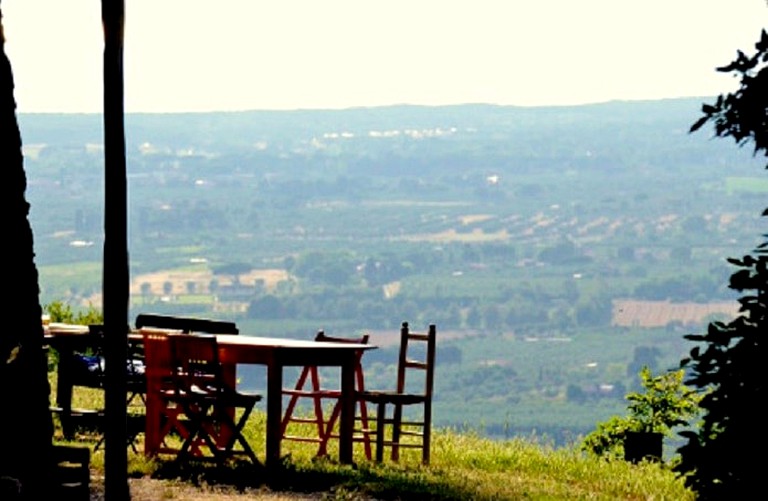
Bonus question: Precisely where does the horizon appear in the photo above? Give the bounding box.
[14,95,717,116]
[3,0,767,114]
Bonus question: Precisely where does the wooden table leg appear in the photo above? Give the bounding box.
[339,353,355,464]
[266,362,282,468]
[55,345,76,439]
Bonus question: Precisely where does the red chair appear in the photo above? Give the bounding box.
[167,333,261,464]
[280,331,373,459]
[141,328,190,457]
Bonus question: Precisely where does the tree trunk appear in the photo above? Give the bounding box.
[0,5,55,499]
[101,1,130,499]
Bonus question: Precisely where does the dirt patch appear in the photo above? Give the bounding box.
[89,477,339,500]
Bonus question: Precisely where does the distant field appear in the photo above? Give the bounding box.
[612,299,739,327]
[726,176,768,194]
[395,228,509,243]
[364,327,476,347]
[130,268,289,296]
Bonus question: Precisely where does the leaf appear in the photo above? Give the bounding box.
[729,269,753,290]
[756,29,768,52]
[690,115,710,133]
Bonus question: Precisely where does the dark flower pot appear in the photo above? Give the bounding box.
[624,431,663,463]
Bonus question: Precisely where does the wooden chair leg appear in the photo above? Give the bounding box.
[375,402,386,462]
[318,402,338,457]
[391,403,403,462]
[319,397,372,459]
[216,407,260,465]
[280,367,311,435]
[357,398,373,460]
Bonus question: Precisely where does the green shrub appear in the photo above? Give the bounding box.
[44,301,103,325]
[581,367,701,459]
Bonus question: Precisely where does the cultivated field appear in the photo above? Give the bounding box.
[129,269,290,296]
[612,299,739,327]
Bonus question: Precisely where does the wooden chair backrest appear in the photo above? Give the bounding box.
[395,322,436,401]
[167,333,223,395]
[314,331,369,346]
[141,328,181,389]
[135,314,239,335]
[315,330,370,390]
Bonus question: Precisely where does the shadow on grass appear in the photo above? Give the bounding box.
[149,456,475,501]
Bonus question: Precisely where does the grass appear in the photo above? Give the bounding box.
[53,374,694,500]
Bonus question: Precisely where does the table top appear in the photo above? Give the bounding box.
[45,323,90,336]
[214,334,370,349]
[46,324,375,366]
[213,334,374,366]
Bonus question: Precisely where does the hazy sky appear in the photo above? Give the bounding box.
[3,0,767,113]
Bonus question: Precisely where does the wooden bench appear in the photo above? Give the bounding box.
[135,313,239,334]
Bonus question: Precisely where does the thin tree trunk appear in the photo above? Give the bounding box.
[101,1,130,499]
[0,5,54,500]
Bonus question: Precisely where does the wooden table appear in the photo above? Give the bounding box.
[145,334,375,468]
[48,327,374,467]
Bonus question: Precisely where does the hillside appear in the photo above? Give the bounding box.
[24,98,766,443]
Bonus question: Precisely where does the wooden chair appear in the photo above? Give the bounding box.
[55,324,146,450]
[141,328,191,456]
[81,324,147,407]
[137,315,241,457]
[280,330,373,459]
[167,333,262,464]
[358,322,436,464]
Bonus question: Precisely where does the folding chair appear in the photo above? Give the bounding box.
[280,330,373,459]
[167,333,262,464]
[141,328,190,456]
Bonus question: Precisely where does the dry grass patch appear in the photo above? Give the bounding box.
[612,299,739,327]
[395,228,509,243]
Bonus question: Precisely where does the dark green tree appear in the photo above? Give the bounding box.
[0,5,55,498]
[675,29,767,499]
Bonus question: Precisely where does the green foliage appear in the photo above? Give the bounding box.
[581,367,700,459]
[44,301,103,325]
[626,367,701,434]
[580,415,634,459]
[689,29,768,166]
[676,28,768,500]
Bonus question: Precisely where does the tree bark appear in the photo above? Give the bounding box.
[0,5,54,499]
[101,1,130,499]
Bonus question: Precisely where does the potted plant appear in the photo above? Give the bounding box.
[582,366,701,463]
[621,367,698,462]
